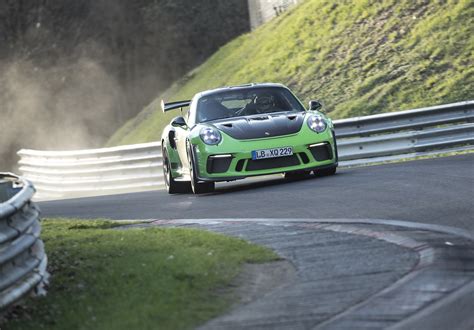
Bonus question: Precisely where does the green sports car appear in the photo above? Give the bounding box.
[161,83,338,194]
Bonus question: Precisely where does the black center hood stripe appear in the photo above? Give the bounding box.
[213,113,305,140]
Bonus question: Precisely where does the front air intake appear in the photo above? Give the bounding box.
[308,143,333,161]
[207,155,233,173]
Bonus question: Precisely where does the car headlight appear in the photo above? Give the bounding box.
[307,115,327,133]
[200,127,222,145]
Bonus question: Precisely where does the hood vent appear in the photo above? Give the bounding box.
[249,116,270,121]
[214,112,305,140]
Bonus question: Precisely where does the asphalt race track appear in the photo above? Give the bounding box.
[40,154,474,232]
[38,154,474,329]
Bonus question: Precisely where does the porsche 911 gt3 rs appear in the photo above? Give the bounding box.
[161,83,338,194]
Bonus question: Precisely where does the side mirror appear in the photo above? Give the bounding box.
[309,100,323,111]
[171,116,187,127]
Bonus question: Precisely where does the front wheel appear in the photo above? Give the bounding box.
[313,165,337,177]
[163,148,191,194]
[188,144,215,194]
[283,170,312,180]
[313,133,338,177]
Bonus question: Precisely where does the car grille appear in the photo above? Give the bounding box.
[246,155,300,171]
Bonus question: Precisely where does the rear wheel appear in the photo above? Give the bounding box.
[187,144,215,194]
[163,148,191,194]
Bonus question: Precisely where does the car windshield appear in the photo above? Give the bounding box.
[196,87,305,123]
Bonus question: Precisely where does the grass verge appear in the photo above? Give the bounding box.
[5,219,278,330]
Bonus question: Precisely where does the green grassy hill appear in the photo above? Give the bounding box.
[108,0,474,146]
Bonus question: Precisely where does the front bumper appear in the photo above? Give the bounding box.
[192,128,337,182]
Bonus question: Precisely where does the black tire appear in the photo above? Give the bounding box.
[283,170,312,180]
[332,130,339,163]
[313,165,337,177]
[187,144,215,194]
[163,148,191,194]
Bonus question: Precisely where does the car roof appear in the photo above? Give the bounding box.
[195,83,288,98]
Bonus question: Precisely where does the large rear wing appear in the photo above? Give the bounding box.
[161,99,191,113]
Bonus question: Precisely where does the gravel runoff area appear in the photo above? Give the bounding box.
[126,219,474,330]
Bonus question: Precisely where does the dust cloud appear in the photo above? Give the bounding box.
[0,57,124,171]
[0,0,251,172]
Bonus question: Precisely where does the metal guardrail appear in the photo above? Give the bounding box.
[0,173,48,312]
[334,100,474,138]
[17,100,474,200]
[334,100,474,163]
[18,142,163,200]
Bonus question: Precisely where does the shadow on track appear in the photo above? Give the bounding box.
[204,171,347,196]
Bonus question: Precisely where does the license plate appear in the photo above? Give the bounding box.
[252,147,293,160]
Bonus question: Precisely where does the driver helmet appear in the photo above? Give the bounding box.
[253,93,274,113]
